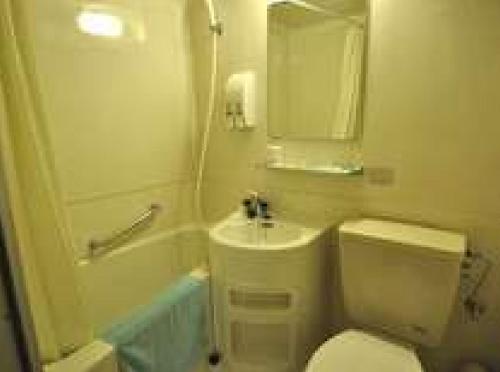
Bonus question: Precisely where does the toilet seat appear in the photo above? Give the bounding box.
[305,330,424,372]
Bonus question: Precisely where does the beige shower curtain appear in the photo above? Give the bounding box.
[0,0,92,362]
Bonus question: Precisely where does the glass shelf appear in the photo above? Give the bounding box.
[266,163,363,176]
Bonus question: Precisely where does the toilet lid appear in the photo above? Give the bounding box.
[306,330,424,372]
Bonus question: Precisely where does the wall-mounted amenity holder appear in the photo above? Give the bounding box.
[225,71,256,130]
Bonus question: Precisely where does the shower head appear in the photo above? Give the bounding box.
[205,0,223,35]
[209,21,223,35]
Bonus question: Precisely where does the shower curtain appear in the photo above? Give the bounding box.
[331,26,364,140]
[0,0,91,361]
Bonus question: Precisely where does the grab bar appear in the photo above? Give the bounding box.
[88,203,162,257]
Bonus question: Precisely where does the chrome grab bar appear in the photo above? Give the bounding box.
[88,203,162,257]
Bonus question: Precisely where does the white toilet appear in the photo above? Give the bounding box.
[306,219,466,372]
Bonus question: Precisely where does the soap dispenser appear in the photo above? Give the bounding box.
[225,71,256,130]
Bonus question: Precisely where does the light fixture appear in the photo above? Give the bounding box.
[77,10,124,38]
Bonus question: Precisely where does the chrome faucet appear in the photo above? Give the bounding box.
[242,191,270,220]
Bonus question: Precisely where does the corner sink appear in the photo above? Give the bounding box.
[209,211,321,250]
[208,211,330,371]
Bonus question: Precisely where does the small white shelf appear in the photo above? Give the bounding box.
[266,163,363,176]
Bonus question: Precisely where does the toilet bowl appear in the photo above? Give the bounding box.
[306,330,423,372]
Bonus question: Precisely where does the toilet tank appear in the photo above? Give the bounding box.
[339,219,466,347]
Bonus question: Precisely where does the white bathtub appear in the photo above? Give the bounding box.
[45,267,211,372]
[43,340,118,372]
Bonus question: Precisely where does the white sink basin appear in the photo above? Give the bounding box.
[209,212,321,250]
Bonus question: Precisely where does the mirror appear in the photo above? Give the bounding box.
[268,0,367,141]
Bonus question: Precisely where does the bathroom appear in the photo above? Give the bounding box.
[0,0,498,371]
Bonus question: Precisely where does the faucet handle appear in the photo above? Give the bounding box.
[242,197,257,219]
[257,198,271,219]
[242,191,271,219]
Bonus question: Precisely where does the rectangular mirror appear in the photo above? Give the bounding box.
[268,0,367,141]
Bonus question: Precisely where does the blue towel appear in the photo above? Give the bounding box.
[103,275,208,372]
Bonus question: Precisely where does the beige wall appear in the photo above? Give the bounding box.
[201,0,500,370]
[362,0,500,369]
[200,0,363,222]
[198,0,362,227]
[195,0,268,223]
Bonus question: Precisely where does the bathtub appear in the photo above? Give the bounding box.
[44,225,210,372]
[44,268,211,372]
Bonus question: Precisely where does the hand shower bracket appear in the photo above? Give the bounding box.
[209,21,223,36]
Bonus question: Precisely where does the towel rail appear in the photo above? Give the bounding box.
[88,203,162,257]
